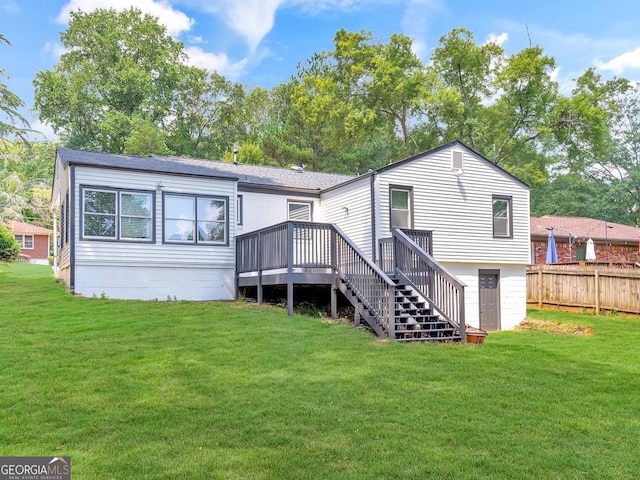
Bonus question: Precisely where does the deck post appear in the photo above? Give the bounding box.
[257,231,263,304]
[330,228,338,319]
[287,222,294,316]
[459,286,466,343]
[331,279,338,319]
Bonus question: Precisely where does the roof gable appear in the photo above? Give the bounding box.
[368,140,529,189]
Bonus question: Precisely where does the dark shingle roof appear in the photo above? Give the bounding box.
[57,148,353,191]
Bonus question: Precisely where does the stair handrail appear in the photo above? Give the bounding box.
[332,224,397,337]
[392,228,466,341]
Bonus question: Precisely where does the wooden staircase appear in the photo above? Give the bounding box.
[336,275,462,342]
[393,281,460,342]
[236,222,466,343]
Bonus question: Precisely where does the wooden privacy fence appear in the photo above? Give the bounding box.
[527,264,640,315]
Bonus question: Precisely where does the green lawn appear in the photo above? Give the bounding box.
[1,263,639,479]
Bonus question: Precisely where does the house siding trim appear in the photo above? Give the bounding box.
[70,165,76,293]
[64,160,239,183]
[370,174,377,262]
[238,183,321,197]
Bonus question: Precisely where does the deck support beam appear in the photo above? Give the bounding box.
[330,278,338,319]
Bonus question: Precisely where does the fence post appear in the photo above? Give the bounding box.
[537,267,543,309]
[595,269,600,315]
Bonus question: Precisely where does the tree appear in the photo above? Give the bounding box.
[123,115,172,156]
[165,69,248,159]
[291,29,426,171]
[33,8,188,153]
[0,140,56,227]
[0,34,31,141]
[0,223,20,263]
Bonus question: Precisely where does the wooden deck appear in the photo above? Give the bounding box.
[236,221,466,342]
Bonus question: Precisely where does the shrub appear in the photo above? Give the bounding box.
[0,224,21,263]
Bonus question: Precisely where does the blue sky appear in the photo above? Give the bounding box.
[3,0,640,139]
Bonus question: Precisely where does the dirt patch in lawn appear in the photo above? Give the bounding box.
[516,318,594,336]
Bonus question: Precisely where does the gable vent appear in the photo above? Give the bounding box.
[451,151,464,177]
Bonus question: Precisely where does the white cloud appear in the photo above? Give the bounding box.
[486,32,508,47]
[596,46,640,75]
[56,0,194,37]
[195,0,283,52]
[183,46,249,78]
[42,42,67,62]
[401,0,446,62]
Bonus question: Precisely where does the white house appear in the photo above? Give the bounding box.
[51,141,530,338]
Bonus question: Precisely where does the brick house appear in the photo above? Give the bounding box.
[531,215,640,264]
[6,220,53,265]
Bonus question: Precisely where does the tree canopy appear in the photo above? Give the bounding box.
[27,10,640,226]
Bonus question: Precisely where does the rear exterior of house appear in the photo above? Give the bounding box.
[6,220,52,264]
[320,143,530,330]
[52,141,529,334]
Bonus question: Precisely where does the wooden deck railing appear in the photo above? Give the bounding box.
[392,229,466,341]
[333,225,396,336]
[236,221,333,274]
[236,222,396,337]
[378,229,433,274]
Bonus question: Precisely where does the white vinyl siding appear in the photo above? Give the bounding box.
[236,191,321,235]
[70,166,237,300]
[320,177,373,258]
[374,145,530,265]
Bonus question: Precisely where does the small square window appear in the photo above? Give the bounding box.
[288,202,311,221]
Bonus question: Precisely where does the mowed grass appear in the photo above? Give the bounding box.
[1,263,640,479]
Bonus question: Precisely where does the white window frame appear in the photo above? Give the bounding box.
[15,235,34,249]
[237,195,243,226]
[288,201,312,222]
[492,195,513,238]
[389,186,412,230]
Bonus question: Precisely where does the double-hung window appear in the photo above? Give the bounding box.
[492,195,513,238]
[164,194,228,245]
[390,187,412,229]
[82,187,153,241]
[15,235,34,249]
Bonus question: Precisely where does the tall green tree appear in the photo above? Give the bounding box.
[165,69,247,159]
[33,8,188,153]
[0,35,31,141]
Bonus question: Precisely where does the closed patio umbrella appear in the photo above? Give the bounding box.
[545,229,558,264]
[586,237,596,261]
